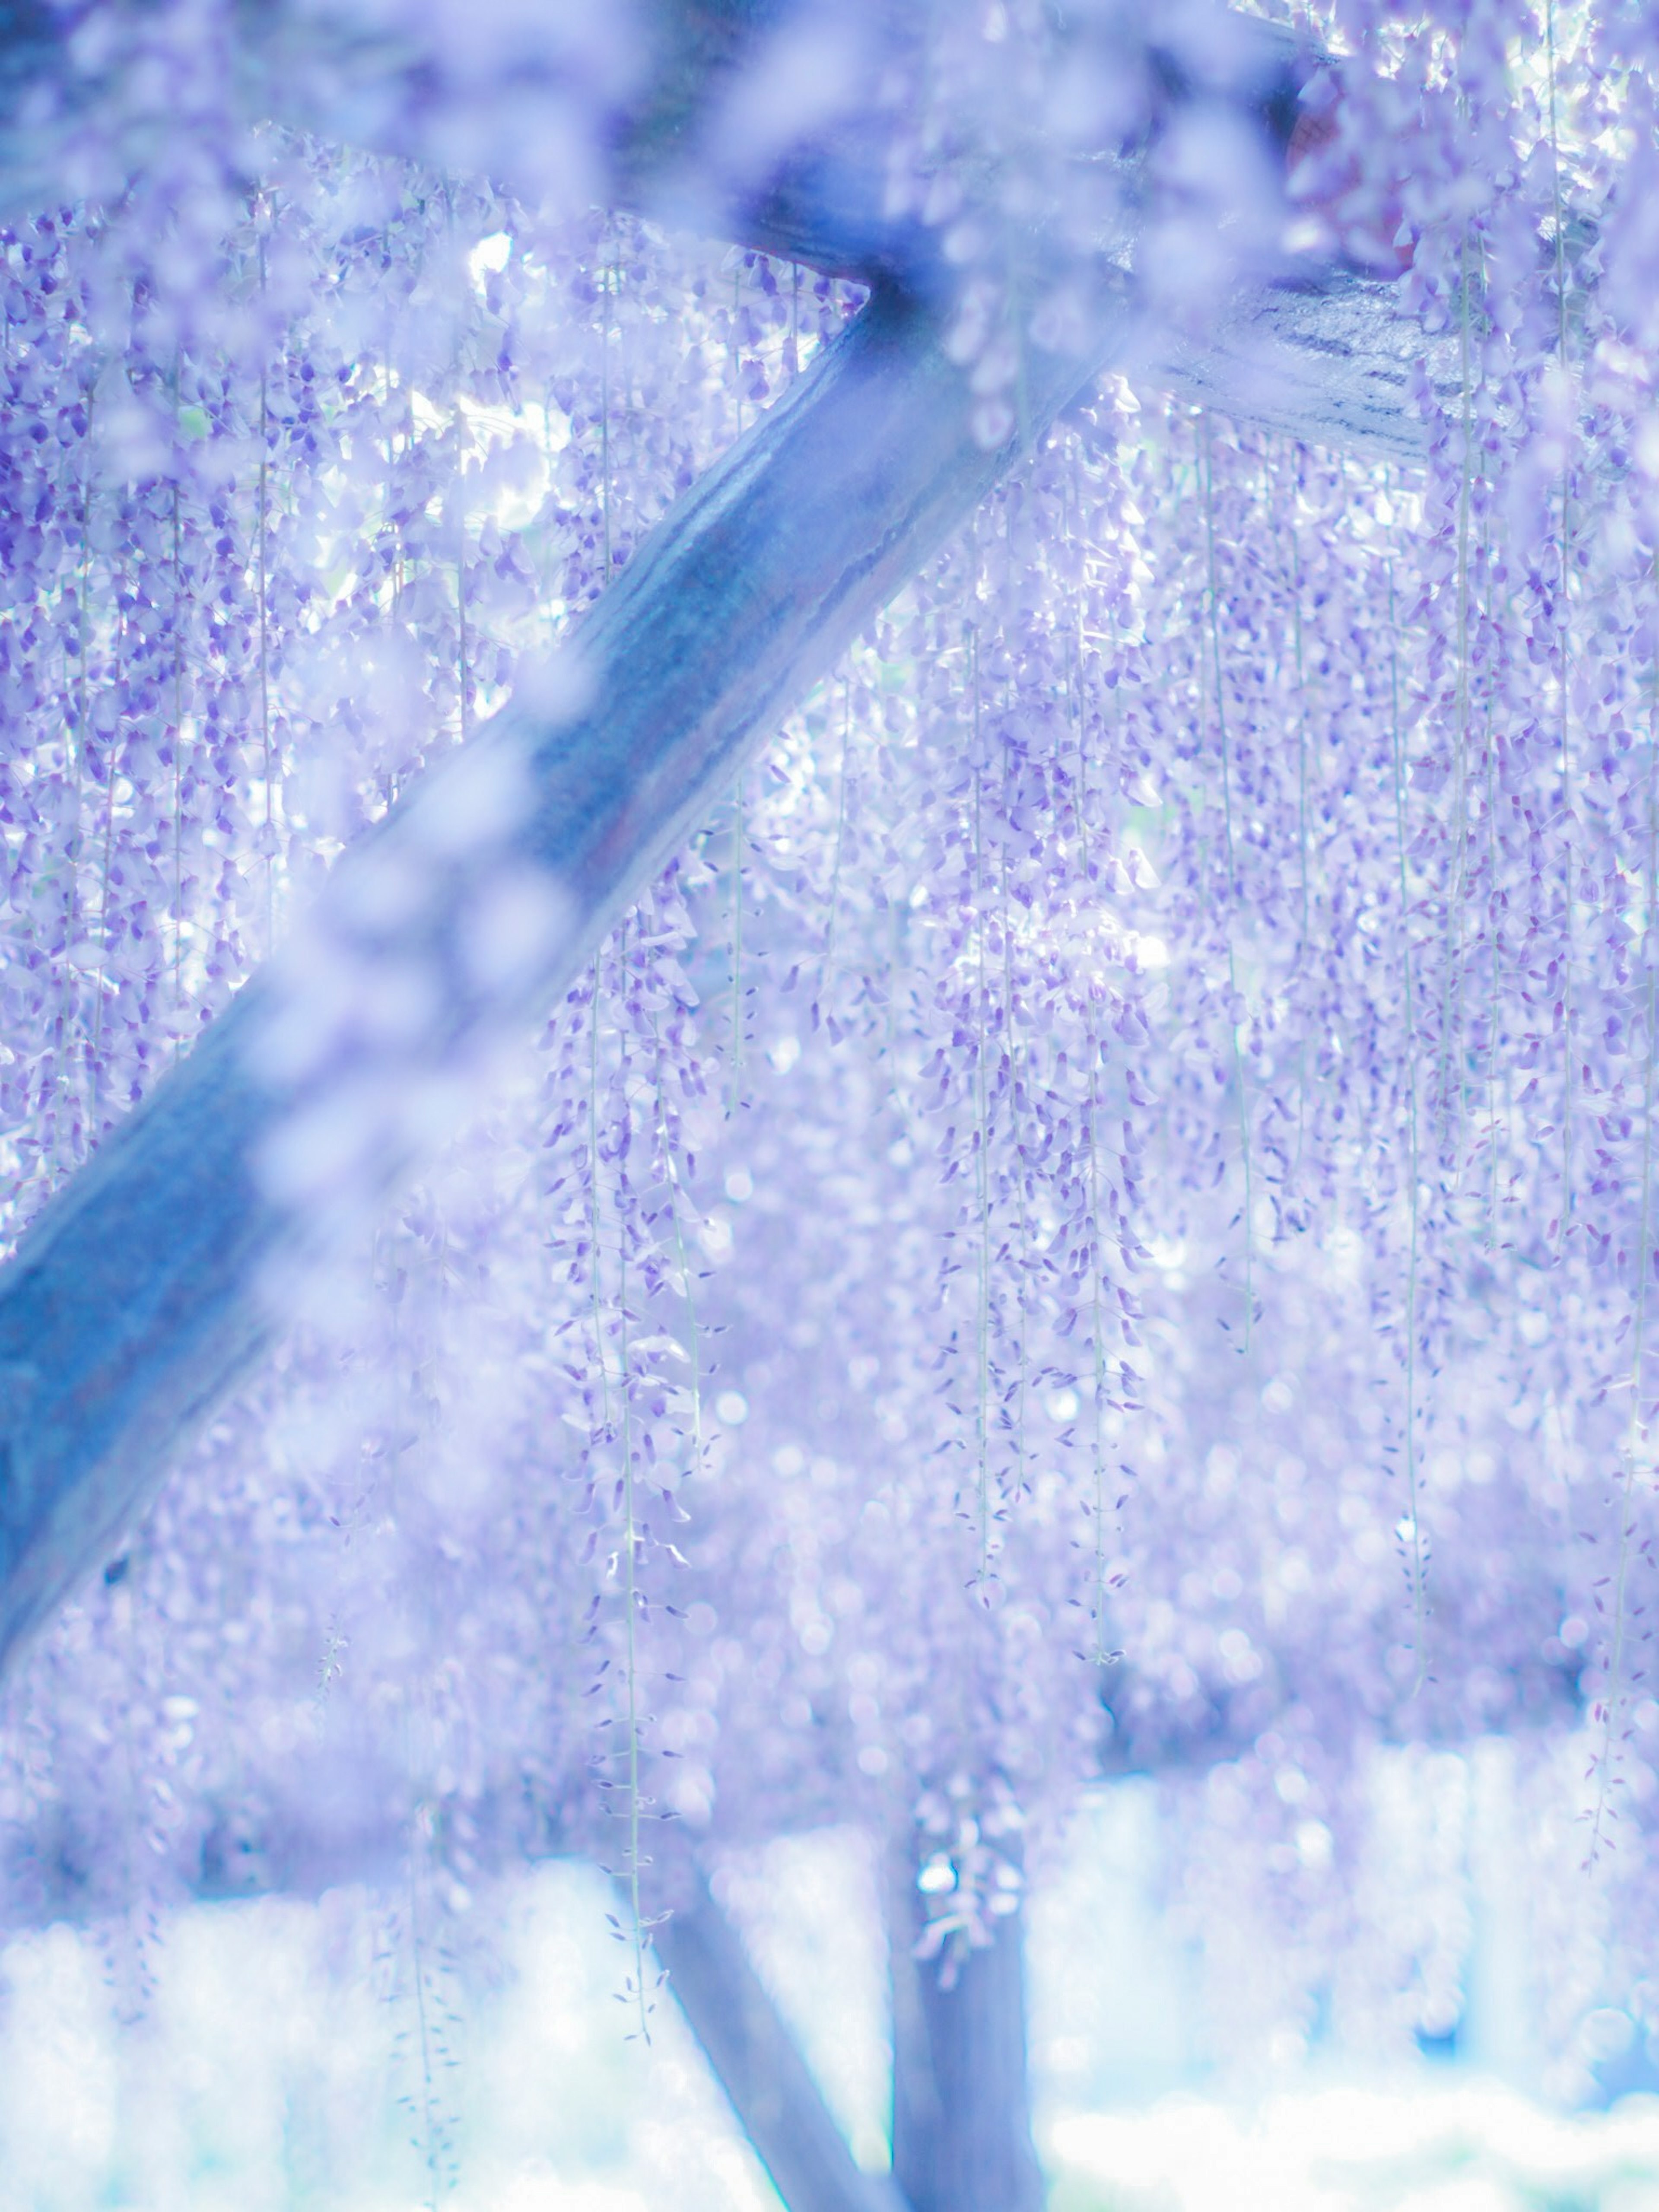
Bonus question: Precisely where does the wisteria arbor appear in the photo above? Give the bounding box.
[0,0,1656,2206]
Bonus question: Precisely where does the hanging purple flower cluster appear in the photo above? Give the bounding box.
[3,0,1659,2094]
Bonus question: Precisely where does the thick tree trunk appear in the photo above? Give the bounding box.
[656,1871,909,2212]
[889,1868,1044,2212]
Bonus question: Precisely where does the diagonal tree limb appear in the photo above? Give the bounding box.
[0,1781,909,2212]
[655,1867,912,2212]
[0,275,1133,1672]
[0,1792,910,2212]
[0,0,1455,1673]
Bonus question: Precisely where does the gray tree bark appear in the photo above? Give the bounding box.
[656,1870,910,2212]
[889,1867,1044,2212]
[0,0,1457,1674]
[0,270,1134,1669]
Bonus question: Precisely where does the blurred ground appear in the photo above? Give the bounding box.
[0,1786,1653,2209]
[1049,2090,1659,2212]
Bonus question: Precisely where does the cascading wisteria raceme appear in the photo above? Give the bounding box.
[5,0,1659,2123]
[623,0,1659,2046]
[0,142,877,2044]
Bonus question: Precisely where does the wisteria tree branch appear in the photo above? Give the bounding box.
[654,1869,912,2212]
[0,274,1135,1668]
[0,0,1452,453]
[0,0,1453,1673]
